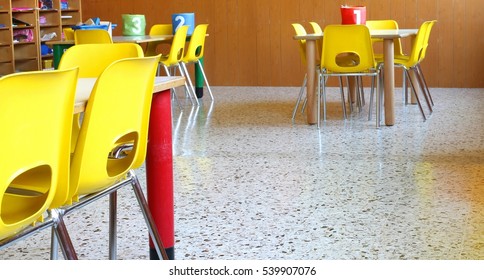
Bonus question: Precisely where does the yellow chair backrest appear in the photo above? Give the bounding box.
[404,21,432,67]
[291,23,307,65]
[365,19,404,56]
[321,24,376,73]
[74,29,113,44]
[309,22,323,34]
[145,24,173,56]
[58,43,145,154]
[182,24,209,63]
[58,43,144,77]
[366,19,399,30]
[309,22,323,59]
[160,25,188,66]
[419,20,437,62]
[68,55,160,201]
[0,68,78,238]
[63,28,74,40]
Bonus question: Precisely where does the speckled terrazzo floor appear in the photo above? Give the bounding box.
[1,86,483,260]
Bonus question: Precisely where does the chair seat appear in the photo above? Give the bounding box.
[158,54,171,64]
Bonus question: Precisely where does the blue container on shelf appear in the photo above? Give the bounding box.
[71,25,109,31]
[171,13,195,35]
[71,24,117,31]
[60,0,68,10]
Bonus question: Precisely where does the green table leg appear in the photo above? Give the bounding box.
[195,57,204,98]
[53,44,74,69]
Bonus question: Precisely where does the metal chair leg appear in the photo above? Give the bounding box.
[292,74,307,121]
[50,227,59,260]
[129,171,169,260]
[317,72,321,128]
[196,61,214,101]
[415,66,434,111]
[339,77,347,119]
[368,76,376,121]
[416,64,434,106]
[164,65,184,110]
[404,69,427,121]
[109,191,117,260]
[51,209,78,260]
[376,72,383,128]
[414,67,433,114]
[177,64,199,105]
[180,62,200,105]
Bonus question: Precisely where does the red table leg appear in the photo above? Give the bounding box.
[146,89,175,260]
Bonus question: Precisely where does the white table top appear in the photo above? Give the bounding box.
[47,34,176,45]
[75,76,185,113]
[111,35,175,44]
[294,28,418,40]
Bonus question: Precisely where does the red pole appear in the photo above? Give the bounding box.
[146,89,175,260]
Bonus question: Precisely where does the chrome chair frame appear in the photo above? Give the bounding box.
[1,208,78,260]
[50,170,169,260]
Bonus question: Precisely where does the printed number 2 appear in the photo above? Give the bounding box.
[132,17,142,33]
[353,10,361,24]
[174,16,185,31]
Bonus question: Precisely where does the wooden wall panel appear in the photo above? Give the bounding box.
[417,0,438,86]
[280,0,300,86]
[467,0,484,88]
[224,0,238,85]
[207,1,230,86]
[237,1,257,85]
[255,1,272,86]
[437,0,454,87]
[453,0,467,88]
[81,0,483,87]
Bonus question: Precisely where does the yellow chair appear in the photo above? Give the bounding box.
[318,24,380,128]
[369,21,434,125]
[309,21,323,33]
[180,24,214,101]
[401,20,437,108]
[63,28,74,40]
[365,19,410,122]
[0,68,79,259]
[74,29,113,44]
[159,25,198,105]
[365,20,404,60]
[309,21,366,114]
[309,21,323,58]
[58,43,144,153]
[55,55,169,260]
[145,24,173,56]
[58,43,144,77]
[292,23,358,121]
[393,21,435,119]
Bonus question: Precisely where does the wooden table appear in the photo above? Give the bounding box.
[50,34,208,98]
[294,29,418,126]
[76,76,185,259]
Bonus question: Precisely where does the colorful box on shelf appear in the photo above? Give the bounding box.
[61,1,68,10]
[71,19,117,31]
[39,0,53,10]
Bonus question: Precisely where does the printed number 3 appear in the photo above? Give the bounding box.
[132,17,142,33]
[174,16,185,31]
